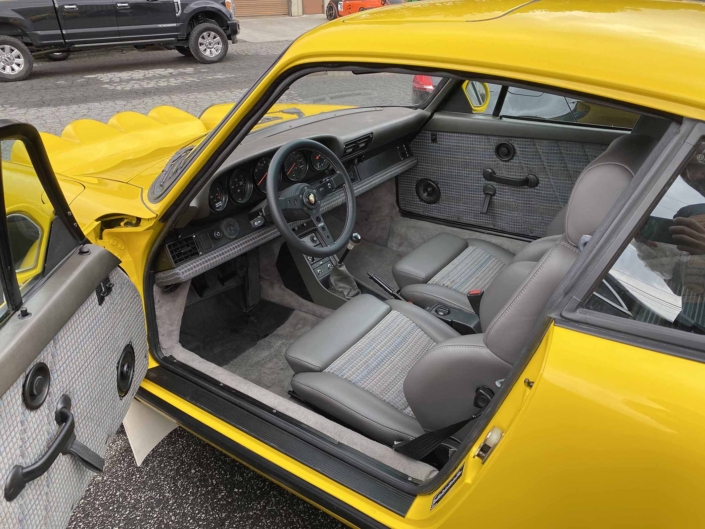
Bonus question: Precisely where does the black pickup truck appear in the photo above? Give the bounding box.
[0,0,239,82]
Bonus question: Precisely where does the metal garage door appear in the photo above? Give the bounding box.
[235,0,289,16]
[303,0,323,14]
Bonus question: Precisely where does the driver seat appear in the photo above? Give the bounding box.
[285,134,655,445]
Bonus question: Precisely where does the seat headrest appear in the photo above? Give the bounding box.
[564,134,657,246]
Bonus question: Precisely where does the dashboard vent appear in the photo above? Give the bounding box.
[343,134,373,158]
[167,235,199,266]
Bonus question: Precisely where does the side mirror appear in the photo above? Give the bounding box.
[462,81,491,113]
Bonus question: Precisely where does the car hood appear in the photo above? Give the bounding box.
[10,103,352,189]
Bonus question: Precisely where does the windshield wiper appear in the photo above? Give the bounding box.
[149,145,196,202]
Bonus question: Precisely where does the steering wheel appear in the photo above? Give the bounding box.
[267,139,356,258]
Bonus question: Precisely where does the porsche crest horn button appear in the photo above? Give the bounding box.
[307,193,316,205]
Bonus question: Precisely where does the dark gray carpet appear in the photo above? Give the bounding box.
[180,293,293,367]
[224,310,321,398]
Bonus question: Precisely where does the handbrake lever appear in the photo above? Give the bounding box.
[367,273,405,301]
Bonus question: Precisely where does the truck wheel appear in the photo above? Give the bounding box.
[326,2,338,19]
[175,46,193,58]
[0,36,33,82]
[47,51,71,62]
[188,22,228,64]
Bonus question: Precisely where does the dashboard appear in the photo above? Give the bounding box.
[154,107,427,283]
[207,148,341,212]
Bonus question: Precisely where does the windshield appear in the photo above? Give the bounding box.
[272,70,446,111]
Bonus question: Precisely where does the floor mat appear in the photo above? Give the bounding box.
[180,293,293,366]
[224,310,321,398]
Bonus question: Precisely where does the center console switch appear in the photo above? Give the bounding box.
[427,303,481,335]
[300,230,335,279]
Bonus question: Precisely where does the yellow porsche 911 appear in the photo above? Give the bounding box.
[2,0,705,527]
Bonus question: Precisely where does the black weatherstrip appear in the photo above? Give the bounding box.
[0,121,87,245]
[143,366,415,518]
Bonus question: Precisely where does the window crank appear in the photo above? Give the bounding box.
[482,184,496,214]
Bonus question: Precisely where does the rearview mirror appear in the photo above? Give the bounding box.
[463,81,491,112]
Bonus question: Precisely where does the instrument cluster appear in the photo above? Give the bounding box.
[208,149,332,212]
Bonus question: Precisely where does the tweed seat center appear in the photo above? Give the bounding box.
[325,311,436,416]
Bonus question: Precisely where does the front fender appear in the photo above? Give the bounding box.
[179,2,233,39]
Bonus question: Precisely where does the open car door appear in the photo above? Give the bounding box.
[0,122,148,528]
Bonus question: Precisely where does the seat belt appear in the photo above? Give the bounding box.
[393,385,495,460]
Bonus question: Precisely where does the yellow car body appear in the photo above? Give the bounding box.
[2,0,705,527]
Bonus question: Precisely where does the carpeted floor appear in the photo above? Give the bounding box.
[224,310,321,398]
[180,294,294,366]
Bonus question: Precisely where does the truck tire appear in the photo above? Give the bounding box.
[188,22,228,64]
[175,46,193,58]
[47,51,71,62]
[326,2,338,19]
[0,36,33,82]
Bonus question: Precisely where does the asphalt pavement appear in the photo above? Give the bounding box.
[67,427,344,529]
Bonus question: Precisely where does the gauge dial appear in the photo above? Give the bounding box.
[283,151,309,182]
[310,151,330,172]
[209,181,228,212]
[254,157,280,194]
[228,167,253,204]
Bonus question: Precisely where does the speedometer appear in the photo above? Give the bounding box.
[283,151,308,182]
[228,167,253,204]
[209,181,228,212]
[254,157,280,194]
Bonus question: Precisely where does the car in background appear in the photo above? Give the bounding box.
[326,0,404,20]
[0,0,239,82]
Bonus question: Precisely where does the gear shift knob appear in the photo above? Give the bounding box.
[338,233,361,265]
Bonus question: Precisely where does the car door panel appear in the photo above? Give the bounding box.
[0,248,148,527]
[115,0,179,41]
[443,324,705,527]
[397,114,626,238]
[55,0,120,44]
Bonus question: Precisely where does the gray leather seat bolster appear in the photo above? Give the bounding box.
[285,294,390,374]
[392,233,468,289]
[404,334,511,431]
[512,235,562,263]
[483,239,579,364]
[401,283,473,312]
[386,299,460,343]
[291,372,425,445]
[544,206,567,237]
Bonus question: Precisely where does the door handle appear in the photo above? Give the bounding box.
[63,4,78,10]
[3,395,105,502]
[483,168,539,188]
[116,2,130,8]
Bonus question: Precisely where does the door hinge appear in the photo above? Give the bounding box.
[474,426,503,464]
[95,278,114,306]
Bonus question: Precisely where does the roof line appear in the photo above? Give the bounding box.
[467,0,541,23]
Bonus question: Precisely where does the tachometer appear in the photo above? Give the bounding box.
[209,181,228,212]
[228,167,253,204]
[310,151,330,172]
[283,151,308,182]
[254,157,279,194]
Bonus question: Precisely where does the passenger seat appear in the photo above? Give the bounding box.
[392,134,653,313]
